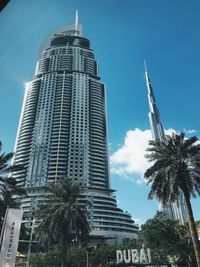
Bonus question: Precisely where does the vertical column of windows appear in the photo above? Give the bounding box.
[72,47,84,72]
[81,74,89,186]
[48,73,72,181]
[26,73,56,187]
[49,55,61,72]
[37,58,49,74]
[67,72,89,185]
[60,43,71,71]
[54,71,66,181]
[89,80,109,188]
[84,57,96,76]
[41,50,50,59]
[13,80,40,186]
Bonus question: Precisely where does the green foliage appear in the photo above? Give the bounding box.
[29,243,138,267]
[89,242,137,266]
[29,250,62,267]
[67,247,88,267]
[89,245,117,266]
[35,177,90,266]
[30,248,86,267]
[0,141,25,232]
[144,132,200,266]
[145,133,200,203]
[140,211,196,266]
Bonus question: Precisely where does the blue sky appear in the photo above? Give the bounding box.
[0,0,200,224]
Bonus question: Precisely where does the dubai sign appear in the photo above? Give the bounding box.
[116,248,152,264]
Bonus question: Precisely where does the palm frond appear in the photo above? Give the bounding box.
[35,177,89,250]
[145,132,200,204]
[0,142,25,214]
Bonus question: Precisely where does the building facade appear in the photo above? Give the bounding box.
[13,23,138,244]
[145,64,188,224]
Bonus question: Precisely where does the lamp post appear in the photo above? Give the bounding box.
[26,218,35,267]
[86,250,89,267]
[26,200,36,267]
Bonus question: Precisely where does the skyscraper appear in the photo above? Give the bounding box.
[145,63,188,224]
[13,15,138,244]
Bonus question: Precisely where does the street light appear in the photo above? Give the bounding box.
[86,250,89,267]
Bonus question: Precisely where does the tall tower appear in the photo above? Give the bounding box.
[145,63,188,224]
[13,15,138,244]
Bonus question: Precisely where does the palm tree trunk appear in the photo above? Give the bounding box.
[61,244,68,267]
[184,195,200,267]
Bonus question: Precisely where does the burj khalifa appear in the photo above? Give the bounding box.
[145,63,188,224]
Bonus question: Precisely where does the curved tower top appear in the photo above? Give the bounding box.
[39,10,83,56]
[39,25,83,57]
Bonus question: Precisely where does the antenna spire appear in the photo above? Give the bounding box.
[144,62,165,140]
[144,60,151,94]
[144,60,147,74]
[75,10,79,33]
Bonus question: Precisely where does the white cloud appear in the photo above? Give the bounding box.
[110,129,151,178]
[183,129,197,134]
[110,128,177,184]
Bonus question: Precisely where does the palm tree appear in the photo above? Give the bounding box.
[35,177,90,267]
[144,132,200,267]
[0,141,24,230]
